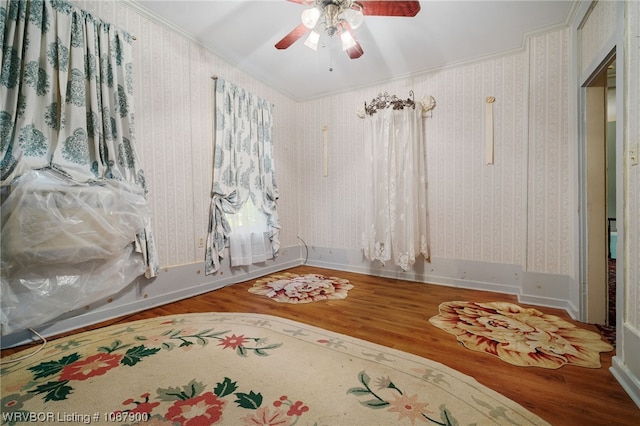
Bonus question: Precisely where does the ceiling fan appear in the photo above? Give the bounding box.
[275,0,421,59]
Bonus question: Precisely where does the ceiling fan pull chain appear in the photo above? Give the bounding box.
[329,46,334,72]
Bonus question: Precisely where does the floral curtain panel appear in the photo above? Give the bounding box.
[362,106,430,271]
[206,78,280,274]
[0,0,158,277]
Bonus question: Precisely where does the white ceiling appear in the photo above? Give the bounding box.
[133,0,575,101]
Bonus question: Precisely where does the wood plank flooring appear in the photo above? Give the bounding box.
[2,265,639,425]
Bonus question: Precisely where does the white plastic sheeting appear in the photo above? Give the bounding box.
[0,170,151,335]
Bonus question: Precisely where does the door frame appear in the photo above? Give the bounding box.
[579,52,615,324]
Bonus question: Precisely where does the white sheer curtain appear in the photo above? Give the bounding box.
[362,105,430,271]
[225,198,271,266]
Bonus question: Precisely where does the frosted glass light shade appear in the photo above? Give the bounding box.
[304,31,320,50]
[301,7,321,29]
[341,30,356,50]
[343,8,363,29]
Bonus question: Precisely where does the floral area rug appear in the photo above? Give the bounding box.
[429,301,614,369]
[248,272,353,303]
[1,312,549,425]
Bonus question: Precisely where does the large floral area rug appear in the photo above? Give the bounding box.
[1,313,549,425]
[248,272,354,303]
[429,301,614,369]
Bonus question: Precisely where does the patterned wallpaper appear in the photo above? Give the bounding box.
[421,57,528,267]
[526,29,571,274]
[72,1,572,277]
[579,0,617,75]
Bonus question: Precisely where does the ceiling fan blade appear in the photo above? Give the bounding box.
[275,24,308,50]
[359,1,421,17]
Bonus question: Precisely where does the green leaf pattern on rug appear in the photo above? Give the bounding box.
[28,380,73,402]
[121,345,162,366]
[27,353,81,379]
[234,390,263,409]
[348,370,458,426]
[157,379,207,401]
[214,377,239,398]
[133,327,282,356]
[16,325,283,407]
[22,343,159,402]
[348,371,390,409]
[134,327,231,350]
[217,333,283,357]
[97,339,133,353]
[130,378,308,425]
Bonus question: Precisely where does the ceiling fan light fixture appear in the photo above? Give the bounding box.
[304,30,320,51]
[276,0,421,60]
[301,7,321,29]
[340,28,356,50]
[343,6,363,29]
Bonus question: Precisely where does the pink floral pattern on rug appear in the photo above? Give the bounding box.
[429,301,614,369]
[248,272,353,303]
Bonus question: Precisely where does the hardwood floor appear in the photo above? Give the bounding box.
[3,265,639,425]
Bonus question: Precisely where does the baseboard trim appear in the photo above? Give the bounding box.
[610,356,640,409]
[308,258,522,295]
[304,246,572,311]
[609,323,640,409]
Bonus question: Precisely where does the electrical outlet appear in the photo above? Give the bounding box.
[630,143,639,166]
[198,238,205,248]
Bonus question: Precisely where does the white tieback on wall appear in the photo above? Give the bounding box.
[322,125,329,177]
[485,96,496,165]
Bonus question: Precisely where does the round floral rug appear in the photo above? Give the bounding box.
[429,301,614,369]
[248,272,353,304]
[1,313,550,425]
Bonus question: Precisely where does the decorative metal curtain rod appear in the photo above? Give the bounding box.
[364,91,415,116]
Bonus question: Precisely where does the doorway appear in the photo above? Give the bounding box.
[582,53,616,326]
[605,61,617,328]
